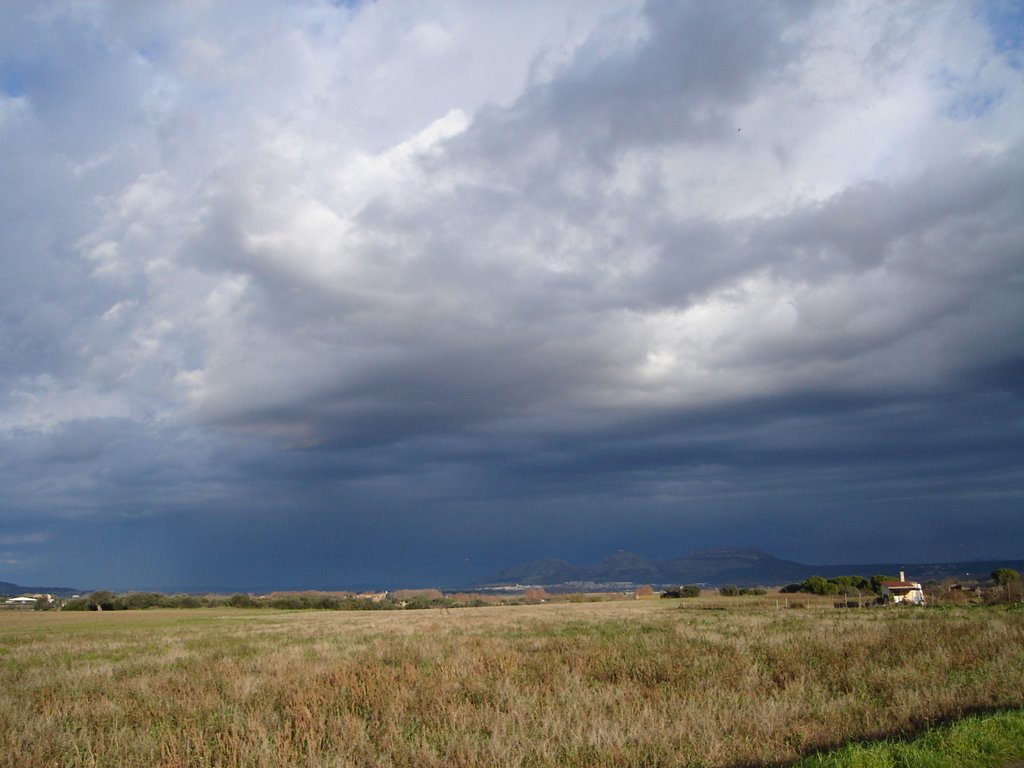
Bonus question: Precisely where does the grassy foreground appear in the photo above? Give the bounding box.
[795,709,1024,767]
[1,601,1022,767]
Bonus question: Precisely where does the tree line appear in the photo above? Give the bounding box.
[57,590,470,612]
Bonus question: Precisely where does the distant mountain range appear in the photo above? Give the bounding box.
[0,581,81,598]
[6,549,1023,596]
[479,548,1024,589]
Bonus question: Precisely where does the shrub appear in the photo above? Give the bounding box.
[85,590,117,611]
[831,575,871,593]
[992,568,1021,586]
[870,574,898,593]
[164,593,203,608]
[803,576,839,596]
[785,575,885,596]
[664,585,703,598]
[119,592,166,610]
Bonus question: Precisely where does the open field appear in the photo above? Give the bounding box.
[2,600,1023,767]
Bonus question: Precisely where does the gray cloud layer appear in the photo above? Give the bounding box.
[1,1,1022,588]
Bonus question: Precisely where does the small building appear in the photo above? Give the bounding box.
[4,596,37,606]
[880,571,925,605]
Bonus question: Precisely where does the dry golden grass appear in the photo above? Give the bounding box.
[1,601,1022,767]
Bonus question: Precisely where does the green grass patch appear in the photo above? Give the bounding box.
[796,709,1024,767]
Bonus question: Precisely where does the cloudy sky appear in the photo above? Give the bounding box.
[1,1,1022,591]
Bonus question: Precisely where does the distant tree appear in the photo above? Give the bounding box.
[227,593,257,608]
[403,596,435,610]
[86,590,116,611]
[992,568,1021,586]
[309,595,341,610]
[992,569,1022,602]
[165,593,203,608]
[394,589,444,602]
[807,576,841,595]
[719,584,740,597]
[662,585,702,598]
[120,592,166,610]
[870,575,898,594]
[831,575,870,594]
[61,597,89,611]
[267,595,306,609]
[782,576,871,596]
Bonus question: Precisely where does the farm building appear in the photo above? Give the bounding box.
[880,571,925,605]
[4,596,37,606]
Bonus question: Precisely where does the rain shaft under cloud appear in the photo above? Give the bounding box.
[1,0,1022,590]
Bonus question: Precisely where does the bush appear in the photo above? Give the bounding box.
[227,593,258,608]
[403,596,436,610]
[785,575,887,596]
[832,575,870,593]
[803,576,839,595]
[870,574,898,593]
[119,592,166,610]
[85,591,117,611]
[992,568,1021,586]
[718,586,766,597]
[662,585,702,598]
[164,593,204,608]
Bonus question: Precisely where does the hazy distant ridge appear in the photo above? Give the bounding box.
[482,548,1024,588]
[0,581,81,598]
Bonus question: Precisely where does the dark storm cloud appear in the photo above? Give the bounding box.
[1,1,1022,588]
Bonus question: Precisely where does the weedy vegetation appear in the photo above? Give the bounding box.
[1,600,1022,767]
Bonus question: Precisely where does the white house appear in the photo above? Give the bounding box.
[4,596,37,606]
[880,571,925,605]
